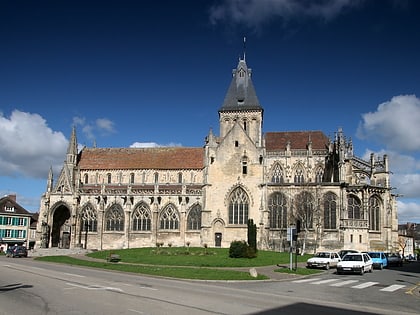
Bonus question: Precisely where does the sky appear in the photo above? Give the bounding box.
[1,0,419,224]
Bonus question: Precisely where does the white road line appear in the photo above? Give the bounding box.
[292,278,322,283]
[380,284,406,292]
[352,282,379,289]
[330,280,359,287]
[311,279,340,285]
[63,272,85,278]
[65,282,124,292]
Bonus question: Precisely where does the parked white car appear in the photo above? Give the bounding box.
[306,251,341,270]
[337,252,373,275]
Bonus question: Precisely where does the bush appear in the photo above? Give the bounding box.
[229,240,256,258]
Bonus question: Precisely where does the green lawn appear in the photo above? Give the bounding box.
[34,247,317,280]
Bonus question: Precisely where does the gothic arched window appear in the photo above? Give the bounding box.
[294,168,304,184]
[369,196,381,231]
[228,187,249,224]
[347,195,361,219]
[294,191,314,228]
[323,192,337,229]
[271,164,284,183]
[268,192,288,228]
[105,204,124,231]
[187,204,202,230]
[315,167,324,183]
[160,204,179,230]
[80,204,97,232]
[132,203,151,231]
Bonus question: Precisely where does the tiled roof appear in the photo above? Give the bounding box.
[78,147,204,170]
[0,195,31,215]
[265,131,330,151]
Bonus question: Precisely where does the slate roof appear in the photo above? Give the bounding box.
[265,131,330,151]
[78,147,204,170]
[219,59,262,111]
[0,195,32,215]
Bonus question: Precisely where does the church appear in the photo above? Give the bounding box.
[35,54,399,253]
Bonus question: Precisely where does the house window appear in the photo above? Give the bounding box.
[235,140,239,147]
[242,160,247,175]
[18,218,26,226]
[130,173,135,184]
[178,172,183,184]
[271,164,284,183]
[154,172,159,184]
[323,192,337,229]
[80,204,98,232]
[159,204,179,230]
[132,203,151,231]
[350,234,353,243]
[268,192,287,229]
[5,217,12,225]
[107,173,112,184]
[359,235,362,243]
[294,191,314,229]
[84,173,89,184]
[187,204,202,230]
[369,196,380,231]
[105,205,124,231]
[228,187,249,224]
[5,229,11,237]
[348,195,361,219]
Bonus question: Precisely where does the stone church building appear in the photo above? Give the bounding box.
[35,55,399,253]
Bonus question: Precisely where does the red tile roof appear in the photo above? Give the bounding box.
[265,131,330,151]
[78,147,204,170]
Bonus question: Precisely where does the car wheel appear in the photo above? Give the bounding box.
[369,266,373,273]
[379,264,383,270]
[325,263,330,270]
[360,268,364,275]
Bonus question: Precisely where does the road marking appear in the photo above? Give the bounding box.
[292,278,322,283]
[330,280,359,287]
[65,282,124,292]
[128,309,145,314]
[311,279,340,285]
[380,285,406,292]
[63,272,85,278]
[352,282,379,289]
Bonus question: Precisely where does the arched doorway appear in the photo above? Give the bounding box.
[51,205,71,248]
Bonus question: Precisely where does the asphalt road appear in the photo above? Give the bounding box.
[0,256,419,315]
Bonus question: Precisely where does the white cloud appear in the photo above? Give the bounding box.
[130,142,182,148]
[209,0,363,30]
[73,116,116,142]
[0,110,68,178]
[357,95,420,152]
[397,200,420,224]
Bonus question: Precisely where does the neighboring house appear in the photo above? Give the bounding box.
[35,55,400,253]
[29,212,39,249]
[0,194,32,251]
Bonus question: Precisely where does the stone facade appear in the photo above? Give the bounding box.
[35,56,399,253]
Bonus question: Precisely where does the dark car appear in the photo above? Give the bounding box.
[5,246,28,258]
[387,253,403,267]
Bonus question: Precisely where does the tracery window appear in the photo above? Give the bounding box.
[132,203,151,231]
[268,192,288,228]
[294,191,314,228]
[80,204,98,232]
[369,196,380,231]
[323,192,337,229]
[315,167,324,183]
[187,204,202,230]
[228,187,249,225]
[105,204,124,231]
[160,204,179,230]
[347,195,361,219]
[294,168,304,183]
[271,164,284,183]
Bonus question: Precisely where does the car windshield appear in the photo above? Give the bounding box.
[368,253,380,258]
[314,252,329,258]
[343,254,362,261]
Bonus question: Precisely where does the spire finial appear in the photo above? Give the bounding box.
[243,36,246,61]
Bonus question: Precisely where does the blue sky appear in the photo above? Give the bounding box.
[1,0,419,223]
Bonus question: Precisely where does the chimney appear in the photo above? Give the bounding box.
[8,194,16,202]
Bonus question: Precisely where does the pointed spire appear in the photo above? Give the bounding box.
[66,126,78,165]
